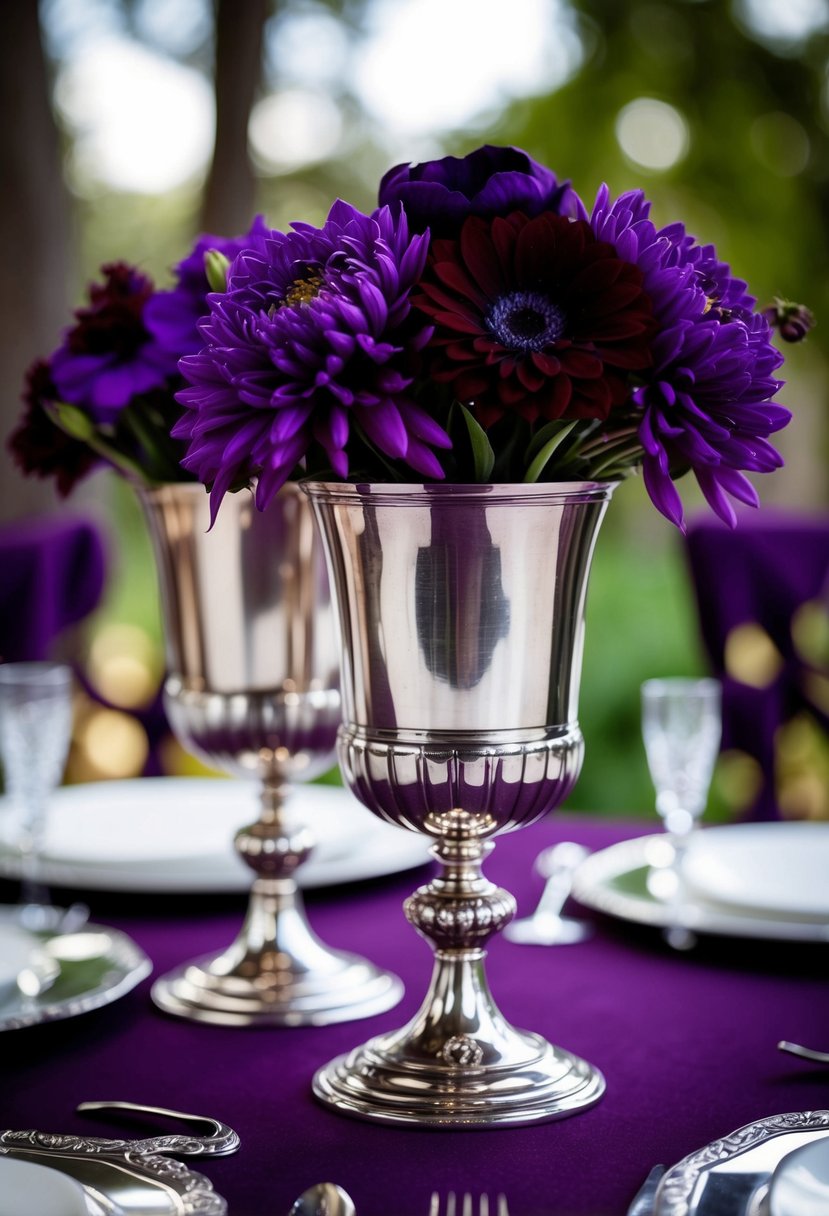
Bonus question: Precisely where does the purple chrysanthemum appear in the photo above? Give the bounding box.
[590,186,789,528]
[174,200,452,518]
[49,263,177,424]
[378,145,586,238]
[144,216,272,357]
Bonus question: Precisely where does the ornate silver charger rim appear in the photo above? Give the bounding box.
[655,1109,829,1216]
[0,925,151,1032]
[0,1130,228,1215]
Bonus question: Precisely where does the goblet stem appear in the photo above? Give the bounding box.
[151,777,403,1026]
[313,813,605,1125]
[17,798,51,910]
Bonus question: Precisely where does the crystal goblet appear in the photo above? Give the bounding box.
[641,677,722,847]
[0,662,73,923]
[641,676,722,949]
[140,482,402,1026]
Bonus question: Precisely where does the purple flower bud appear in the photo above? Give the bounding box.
[762,297,815,343]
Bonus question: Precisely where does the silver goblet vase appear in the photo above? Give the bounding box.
[304,480,613,1125]
[140,482,403,1026]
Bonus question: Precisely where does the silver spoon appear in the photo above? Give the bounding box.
[16,945,60,999]
[503,841,592,945]
[778,1040,829,1065]
[15,926,106,1002]
[289,1183,356,1216]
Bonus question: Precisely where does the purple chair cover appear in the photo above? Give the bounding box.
[685,510,829,820]
[0,513,107,663]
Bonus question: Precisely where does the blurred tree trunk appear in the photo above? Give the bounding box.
[199,0,269,236]
[0,0,72,522]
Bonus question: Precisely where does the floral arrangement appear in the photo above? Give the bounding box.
[10,146,810,530]
[8,218,269,495]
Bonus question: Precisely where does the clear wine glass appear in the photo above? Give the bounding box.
[641,677,722,950]
[641,677,722,848]
[0,662,74,925]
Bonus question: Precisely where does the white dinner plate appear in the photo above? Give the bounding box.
[0,1153,106,1215]
[571,833,829,942]
[0,778,431,893]
[770,1136,829,1216]
[682,822,829,920]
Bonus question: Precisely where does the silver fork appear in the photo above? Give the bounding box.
[428,1194,510,1216]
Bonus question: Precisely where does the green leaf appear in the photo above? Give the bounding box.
[525,418,574,465]
[523,419,578,483]
[52,402,96,441]
[459,404,495,482]
[46,402,150,484]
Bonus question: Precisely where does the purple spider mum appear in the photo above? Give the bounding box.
[144,216,272,357]
[590,186,789,529]
[49,263,177,424]
[174,200,452,519]
[378,145,586,238]
[634,316,788,529]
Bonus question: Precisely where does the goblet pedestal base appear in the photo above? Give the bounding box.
[313,1024,605,1127]
[151,878,403,1028]
[312,817,605,1125]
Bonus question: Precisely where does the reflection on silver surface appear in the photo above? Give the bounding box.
[654,1111,829,1216]
[140,483,402,1026]
[0,924,150,1032]
[305,481,612,1126]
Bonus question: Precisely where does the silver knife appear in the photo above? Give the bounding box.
[627,1165,666,1216]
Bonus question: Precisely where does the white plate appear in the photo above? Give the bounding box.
[770,1136,829,1216]
[683,823,829,920]
[571,834,829,942]
[654,1112,829,1216]
[0,778,430,893]
[0,1157,99,1216]
[0,923,40,1002]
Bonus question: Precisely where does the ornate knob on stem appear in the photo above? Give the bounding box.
[234,780,314,881]
[405,812,516,952]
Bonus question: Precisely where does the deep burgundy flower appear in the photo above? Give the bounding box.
[144,216,272,357]
[378,145,585,238]
[412,211,655,428]
[49,262,177,424]
[174,201,452,519]
[8,360,101,496]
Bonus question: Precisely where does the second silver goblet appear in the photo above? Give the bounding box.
[140,482,402,1026]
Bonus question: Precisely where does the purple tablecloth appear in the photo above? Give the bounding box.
[0,815,826,1216]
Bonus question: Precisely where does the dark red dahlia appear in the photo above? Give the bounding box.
[8,360,101,496]
[413,212,655,428]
